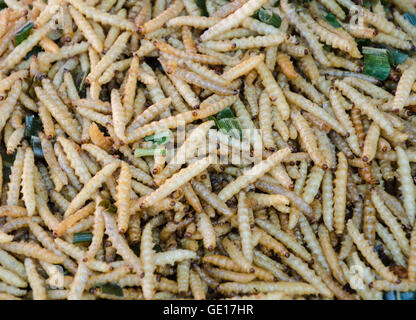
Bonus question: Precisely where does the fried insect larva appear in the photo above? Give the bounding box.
[276,52,298,79]
[0,263,27,288]
[329,88,360,155]
[375,222,406,267]
[219,281,319,296]
[301,166,324,205]
[256,61,289,120]
[167,16,219,28]
[173,67,236,96]
[24,258,46,300]
[393,9,416,39]
[54,202,95,237]
[318,224,346,285]
[318,0,345,19]
[321,170,334,232]
[57,137,91,186]
[203,34,288,52]
[396,146,416,226]
[67,261,89,300]
[54,142,82,191]
[83,203,104,261]
[138,0,184,34]
[0,282,26,297]
[127,95,237,143]
[191,180,234,217]
[103,212,143,277]
[64,161,120,217]
[36,82,81,143]
[291,110,326,169]
[256,219,311,262]
[258,91,276,151]
[343,77,392,101]
[87,31,131,82]
[200,0,268,41]
[141,156,212,208]
[301,12,360,58]
[7,147,24,206]
[334,80,394,136]
[190,268,205,300]
[109,89,126,142]
[333,152,347,235]
[0,80,21,133]
[346,220,399,283]
[285,90,343,135]
[393,61,416,112]
[0,20,54,72]
[157,73,189,113]
[222,237,253,273]
[218,147,292,201]
[371,189,410,256]
[409,225,416,281]
[362,122,380,163]
[21,147,36,217]
[222,54,264,84]
[88,122,112,152]
[371,280,416,292]
[116,162,132,234]
[0,242,64,264]
[69,6,103,53]
[154,250,196,266]
[177,260,190,295]
[140,222,155,300]
[237,192,253,263]
[67,0,135,31]
[5,125,24,155]
[0,247,26,279]
[38,132,67,192]
[373,32,413,50]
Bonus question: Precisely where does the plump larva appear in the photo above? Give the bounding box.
[0,0,415,301]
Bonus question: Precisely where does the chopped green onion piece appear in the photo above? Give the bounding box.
[384,45,409,66]
[217,118,242,140]
[208,115,220,129]
[73,232,93,244]
[323,44,332,51]
[0,1,7,10]
[400,291,416,300]
[144,130,171,145]
[253,8,282,28]
[98,283,124,297]
[195,0,208,17]
[216,107,235,120]
[380,0,389,5]
[404,13,416,26]
[30,136,44,159]
[323,12,341,28]
[15,22,34,46]
[362,47,391,81]
[134,148,166,157]
[98,200,117,214]
[25,46,43,60]
[25,115,43,138]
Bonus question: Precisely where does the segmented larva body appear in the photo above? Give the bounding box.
[116,162,132,234]
[318,224,346,285]
[319,0,346,19]
[361,7,408,39]
[373,32,414,50]
[333,152,348,235]
[218,281,319,296]
[189,268,205,299]
[375,222,407,267]
[258,91,276,151]
[371,190,410,256]
[393,61,416,113]
[256,61,290,120]
[218,147,292,201]
[140,222,155,299]
[25,258,47,300]
[362,122,380,163]
[200,0,268,41]
[21,147,36,217]
[329,88,361,156]
[347,220,399,283]
[291,110,327,169]
[334,80,394,136]
[396,147,416,226]
[237,192,252,263]
[409,226,416,281]
[302,166,325,205]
